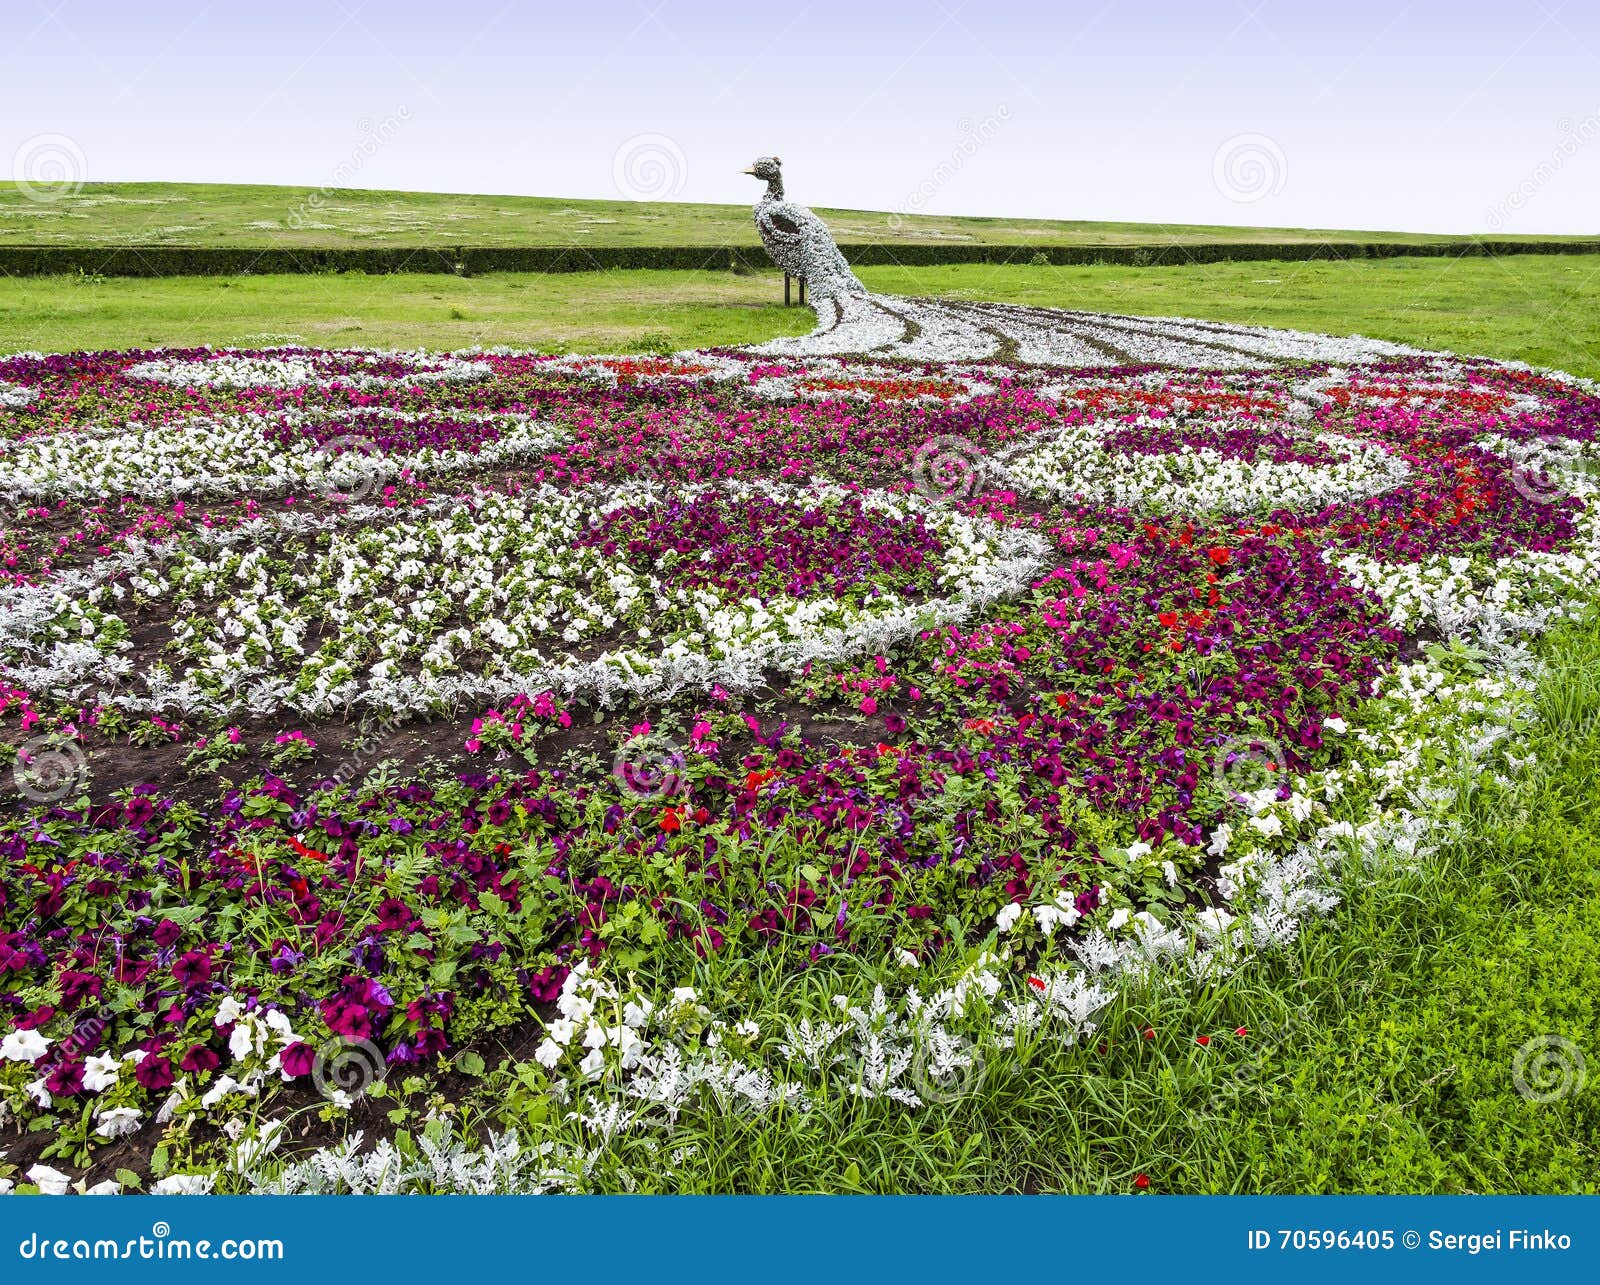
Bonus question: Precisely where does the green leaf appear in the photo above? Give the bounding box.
[456,1050,487,1077]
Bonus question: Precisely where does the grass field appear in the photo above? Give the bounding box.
[4,182,1593,251]
[3,254,1597,380]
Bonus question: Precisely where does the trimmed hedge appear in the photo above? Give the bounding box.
[1,239,1597,278]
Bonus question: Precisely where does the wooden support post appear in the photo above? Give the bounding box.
[784,273,792,306]
[800,276,807,305]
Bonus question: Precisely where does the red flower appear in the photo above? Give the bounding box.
[279,1041,316,1078]
[1027,975,1046,991]
[1142,1026,1155,1040]
[1133,1173,1151,1190]
[658,808,682,833]
[180,1044,221,1074]
[1235,1026,1249,1037]
[1208,547,1231,565]
[134,1055,175,1092]
[1195,1034,1211,1046]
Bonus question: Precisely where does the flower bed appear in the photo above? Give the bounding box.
[1,336,1597,1189]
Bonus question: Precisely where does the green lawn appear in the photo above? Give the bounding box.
[4,181,1591,251]
[4,254,1597,380]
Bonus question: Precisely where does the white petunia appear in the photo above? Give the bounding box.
[94,1106,144,1139]
[83,1054,121,1093]
[27,1164,71,1195]
[0,1029,50,1064]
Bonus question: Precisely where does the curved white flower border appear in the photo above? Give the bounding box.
[121,348,493,390]
[0,380,37,409]
[0,408,566,501]
[0,478,1048,719]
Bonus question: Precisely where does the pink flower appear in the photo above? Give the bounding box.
[859,696,878,716]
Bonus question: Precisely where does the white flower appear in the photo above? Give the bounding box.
[1324,716,1348,734]
[0,1029,50,1064]
[200,1074,256,1109]
[1107,908,1131,931]
[894,949,921,969]
[24,1078,51,1108]
[94,1106,144,1139]
[83,1054,121,1093]
[27,1164,71,1195]
[228,1022,258,1062]
[534,1039,564,1069]
[150,1174,215,1195]
[1248,813,1284,838]
[995,903,1022,932]
[85,1179,123,1196]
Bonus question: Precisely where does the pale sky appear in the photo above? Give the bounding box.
[5,0,1600,234]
